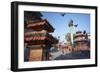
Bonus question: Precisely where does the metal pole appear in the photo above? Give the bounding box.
[69,26,73,45]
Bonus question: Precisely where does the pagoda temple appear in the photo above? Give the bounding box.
[24,11,58,61]
[74,31,90,51]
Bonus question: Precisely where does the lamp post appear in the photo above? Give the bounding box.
[68,20,74,45]
[58,36,60,51]
[68,19,78,46]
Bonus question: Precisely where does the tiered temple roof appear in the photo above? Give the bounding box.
[24,11,58,61]
[25,34,58,45]
[24,19,58,45]
[74,31,89,43]
[26,19,55,32]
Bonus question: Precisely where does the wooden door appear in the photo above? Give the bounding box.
[29,48,43,61]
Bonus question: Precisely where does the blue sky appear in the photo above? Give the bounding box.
[41,12,90,43]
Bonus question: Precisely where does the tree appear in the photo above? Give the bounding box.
[65,33,71,44]
[65,33,75,45]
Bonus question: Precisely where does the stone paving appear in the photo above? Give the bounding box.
[50,48,90,60]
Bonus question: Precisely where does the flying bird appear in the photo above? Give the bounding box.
[61,13,66,16]
[83,30,86,34]
[74,24,78,27]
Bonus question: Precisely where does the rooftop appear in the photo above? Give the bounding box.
[26,19,55,32]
